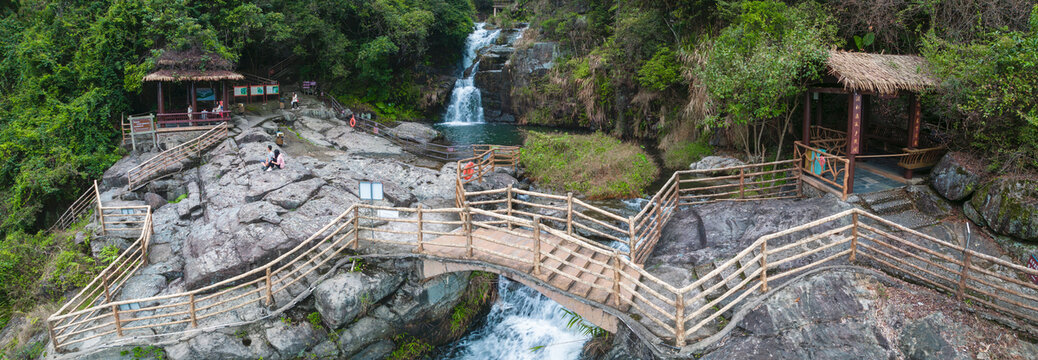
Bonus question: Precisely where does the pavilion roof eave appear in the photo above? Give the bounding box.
[143,70,244,82]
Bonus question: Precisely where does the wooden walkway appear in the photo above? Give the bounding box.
[423,227,637,309]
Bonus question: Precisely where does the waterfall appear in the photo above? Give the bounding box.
[442,23,501,125]
[435,277,590,360]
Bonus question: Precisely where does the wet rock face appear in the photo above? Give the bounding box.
[969,177,1038,241]
[471,25,559,123]
[314,271,405,329]
[930,154,981,201]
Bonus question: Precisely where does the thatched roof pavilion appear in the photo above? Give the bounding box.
[144,49,243,82]
[145,48,243,115]
[797,51,943,197]
[825,51,937,95]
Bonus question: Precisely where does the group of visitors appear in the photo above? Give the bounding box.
[262,145,286,171]
[186,103,225,123]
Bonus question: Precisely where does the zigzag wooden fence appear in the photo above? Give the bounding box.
[48,182,102,233]
[126,123,229,191]
[47,147,1038,353]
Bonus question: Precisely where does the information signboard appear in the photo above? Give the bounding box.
[250,85,265,96]
[234,86,248,96]
[359,181,384,201]
[130,116,153,133]
[266,84,280,95]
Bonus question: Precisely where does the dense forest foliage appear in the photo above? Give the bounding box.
[0,0,476,331]
[499,0,1037,170]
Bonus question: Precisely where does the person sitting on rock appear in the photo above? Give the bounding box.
[264,149,285,171]
[261,145,275,169]
[291,93,299,109]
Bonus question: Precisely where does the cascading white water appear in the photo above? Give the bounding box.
[442,23,501,125]
[435,278,590,359]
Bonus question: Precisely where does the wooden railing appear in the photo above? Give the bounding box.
[156,111,232,128]
[126,123,229,190]
[897,146,947,170]
[48,183,101,233]
[795,141,850,197]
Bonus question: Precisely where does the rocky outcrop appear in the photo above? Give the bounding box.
[472,25,560,123]
[314,271,405,328]
[701,269,1038,359]
[969,177,1038,241]
[930,154,981,201]
[688,156,746,171]
[386,122,440,144]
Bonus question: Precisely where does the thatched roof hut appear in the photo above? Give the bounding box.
[826,50,937,95]
[143,48,243,82]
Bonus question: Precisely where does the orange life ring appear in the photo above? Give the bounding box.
[462,161,475,180]
[349,116,356,127]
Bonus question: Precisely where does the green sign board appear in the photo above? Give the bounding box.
[266,85,279,95]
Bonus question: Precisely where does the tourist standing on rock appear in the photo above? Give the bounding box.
[291,93,299,109]
[264,149,285,171]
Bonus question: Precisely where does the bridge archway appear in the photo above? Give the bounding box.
[420,259,620,333]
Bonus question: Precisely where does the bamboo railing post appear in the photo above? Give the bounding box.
[265,266,273,306]
[739,168,745,199]
[465,206,474,258]
[112,305,123,337]
[627,216,637,262]
[102,274,111,302]
[956,250,972,301]
[353,206,360,249]
[47,321,58,349]
[675,293,686,347]
[416,205,424,253]
[566,192,574,235]
[506,184,514,230]
[189,293,198,328]
[760,241,768,293]
[533,216,542,275]
[95,181,105,236]
[850,212,859,262]
[611,250,622,307]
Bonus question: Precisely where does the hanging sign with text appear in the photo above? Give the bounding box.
[849,92,862,155]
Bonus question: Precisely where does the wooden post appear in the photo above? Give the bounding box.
[157,81,164,114]
[506,184,514,230]
[533,216,542,275]
[905,94,922,179]
[611,250,622,307]
[850,212,858,262]
[353,206,360,249]
[956,250,972,301]
[627,216,637,262]
[802,92,811,147]
[47,321,58,349]
[112,305,123,337]
[416,205,424,253]
[189,293,198,328]
[566,192,574,235]
[102,274,111,302]
[465,207,474,258]
[760,241,768,293]
[95,181,105,236]
[675,293,686,347]
[738,169,745,199]
[265,267,273,306]
[845,91,862,196]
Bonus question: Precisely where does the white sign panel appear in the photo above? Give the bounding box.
[359,181,384,201]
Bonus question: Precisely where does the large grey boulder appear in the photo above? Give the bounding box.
[388,122,439,144]
[969,177,1038,241]
[264,320,321,356]
[898,313,969,360]
[688,155,745,171]
[314,271,405,329]
[930,153,982,201]
[166,331,270,360]
[144,192,166,210]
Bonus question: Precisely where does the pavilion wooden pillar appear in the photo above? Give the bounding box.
[190,82,198,113]
[802,91,812,146]
[905,93,921,179]
[846,91,863,194]
[157,82,164,114]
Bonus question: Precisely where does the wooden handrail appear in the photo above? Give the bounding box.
[127,123,229,190]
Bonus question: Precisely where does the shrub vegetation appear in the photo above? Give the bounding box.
[521,132,659,199]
